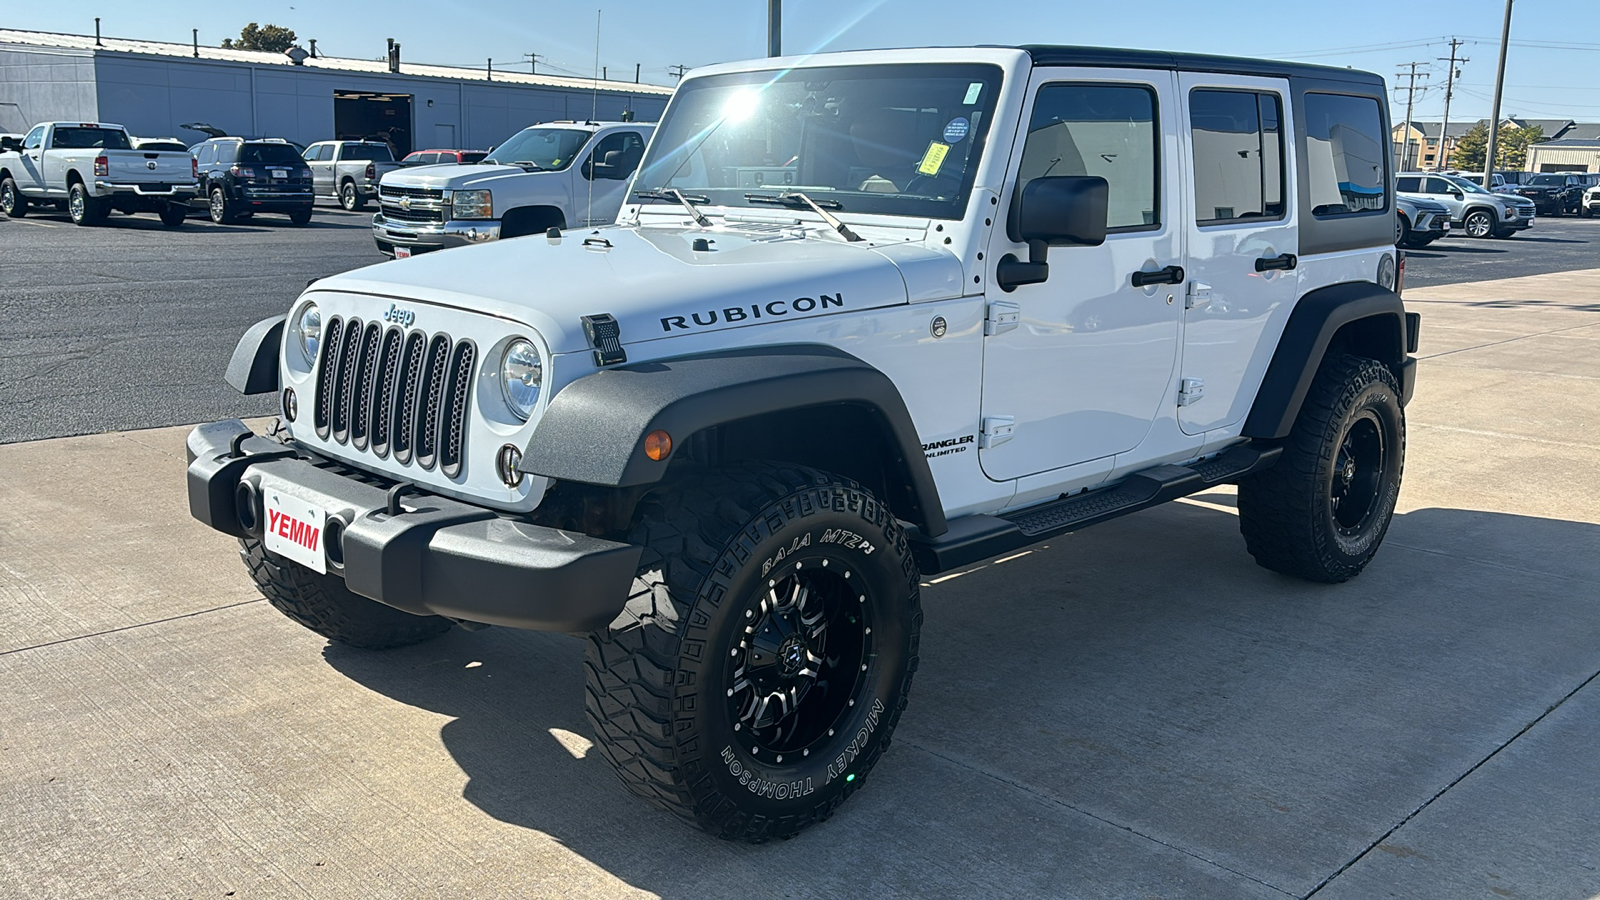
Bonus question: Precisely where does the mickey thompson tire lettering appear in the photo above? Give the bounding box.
[1236,354,1405,583]
[238,538,453,649]
[584,462,922,843]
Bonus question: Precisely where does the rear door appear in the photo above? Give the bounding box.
[306,144,334,196]
[1176,74,1298,435]
[979,69,1183,480]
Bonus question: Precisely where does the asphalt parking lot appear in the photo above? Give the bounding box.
[2,211,1599,899]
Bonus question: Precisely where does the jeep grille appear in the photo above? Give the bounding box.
[312,316,475,478]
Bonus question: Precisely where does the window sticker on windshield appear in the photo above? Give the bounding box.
[918,141,951,176]
[963,82,984,105]
[943,117,970,143]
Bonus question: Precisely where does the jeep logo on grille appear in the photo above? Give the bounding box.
[383,304,417,327]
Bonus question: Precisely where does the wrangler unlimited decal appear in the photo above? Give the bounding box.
[660,293,846,332]
[923,434,975,459]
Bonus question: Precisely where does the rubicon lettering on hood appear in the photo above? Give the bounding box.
[267,509,320,553]
[660,293,845,332]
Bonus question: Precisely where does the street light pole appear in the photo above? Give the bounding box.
[1484,0,1514,186]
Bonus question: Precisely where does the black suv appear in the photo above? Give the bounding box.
[190,138,314,225]
[1510,173,1589,216]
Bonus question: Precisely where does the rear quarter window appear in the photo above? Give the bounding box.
[1303,93,1387,216]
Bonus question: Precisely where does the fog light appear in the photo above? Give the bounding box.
[235,481,260,533]
[644,430,673,462]
[496,444,525,488]
[324,516,347,568]
[282,387,298,422]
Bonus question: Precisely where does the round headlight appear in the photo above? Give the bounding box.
[500,339,542,420]
[297,303,322,362]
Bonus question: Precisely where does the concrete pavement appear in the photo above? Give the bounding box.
[1,269,1597,899]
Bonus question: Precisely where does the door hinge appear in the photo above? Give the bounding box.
[1185,281,1213,309]
[979,416,1016,448]
[985,301,1021,336]
[1177,377,1205,407]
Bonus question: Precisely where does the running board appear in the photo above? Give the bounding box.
[908,444,1281,575]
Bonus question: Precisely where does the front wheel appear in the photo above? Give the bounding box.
[240,538,453,648]
[0,176,26,217]
[585,463,922,842]
[1580,205,1593,219]
[1463,209,1495,238]
[339,182,366,211]
[1237,354,1405,583]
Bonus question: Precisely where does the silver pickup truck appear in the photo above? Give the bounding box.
[301,141,402,211]
[0,121,196,226]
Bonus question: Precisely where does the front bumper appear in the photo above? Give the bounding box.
[372,212,501,253]
[186,419,642,632]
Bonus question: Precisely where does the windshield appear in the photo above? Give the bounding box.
[634,63,1004,219]
[1443,174,1491,195]
[1526,174,1567,186]
[240,144,305,165]
[342,144,393,161]
[483,128,591,169]
[52,127,132,150]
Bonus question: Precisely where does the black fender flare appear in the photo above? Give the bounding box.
[520,344,947,536]
[225,315,285,395]
[1243,281,1411,440]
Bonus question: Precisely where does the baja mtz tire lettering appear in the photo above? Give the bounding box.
[821,528,875,555]
[761,532,812,576]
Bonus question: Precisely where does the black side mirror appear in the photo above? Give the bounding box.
[0,137,19,152]
[998,175,1109,291]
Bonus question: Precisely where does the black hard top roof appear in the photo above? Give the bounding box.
[1015,45,1385,87]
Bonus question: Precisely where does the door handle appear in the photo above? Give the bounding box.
[1131,265,1185,287]
[1255,253,1298,272]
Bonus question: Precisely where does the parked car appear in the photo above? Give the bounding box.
[1506,173,1587,216]
[1396,195,1451,247]
[196,44,1419,842]
[1582,183,1600,218]
[399,149,488,166]
[372,121,655,257]
[190,137,314,225]
[1397,172,1536,238]
[0,121,195,225]
[132,137,191,152]
[301,140,401,210]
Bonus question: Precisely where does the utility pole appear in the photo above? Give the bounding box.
[668,64,688,81]
[487,58,493,81]
[1484,0,1514,184]
[524,52,543,75]
[1395,62,1430,171]
[1436,38,1467,170]
[768,0,783,57]
[635,63,640,83]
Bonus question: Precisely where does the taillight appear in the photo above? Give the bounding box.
[365,162,375,180]
[230,165,256,179]
[192,156,199,180]
[94,155,108,177]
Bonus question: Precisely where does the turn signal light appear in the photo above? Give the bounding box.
[644,430,672,461]
[94,155,108,176]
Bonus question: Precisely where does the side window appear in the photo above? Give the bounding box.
[1424,177,1456,195]
[303,144,321,162]
[1396,176,1421,192]
[1018,83,1159,231]
[421,153,441,164]
[1303,92,1387,216]
[23,125,45,150]
[1189,89,1284,224]
[197,144,216,166]
[584,132,646,180]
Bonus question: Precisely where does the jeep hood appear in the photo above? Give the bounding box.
[381,162,563,192]
[313,225,963,354]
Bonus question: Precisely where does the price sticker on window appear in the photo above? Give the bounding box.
[917,141,951,176]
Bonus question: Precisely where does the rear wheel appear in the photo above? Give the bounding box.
[585,463,921,842]
[0,177,26,217]
[339,181,365,211]
[1238,354,1405,583]
[67,182,107,226]
[288,206,313,226]
[158,202,187,227]
[208,186,235,224]
[240,538,452,648]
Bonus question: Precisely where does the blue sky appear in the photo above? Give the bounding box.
[12,0,1600,125]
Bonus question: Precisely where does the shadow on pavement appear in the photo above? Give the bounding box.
[319,502,1600,898]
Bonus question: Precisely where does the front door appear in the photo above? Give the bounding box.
[1176,74,1298,435]
[306,144,334,197]
[18,125,46,193]
[980,69,1183,481]
[578,130,648,226]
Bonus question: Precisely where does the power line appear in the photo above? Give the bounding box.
[1395,61,1432,170]
[667,64,688,81]
[1438,38,1468,169]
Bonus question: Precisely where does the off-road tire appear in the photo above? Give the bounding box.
[1237,354,1405,583]
[239,538,452,648]
[209,186,235,225]
[0,177,26,217]
[585,463,922,842]
[68,182,107,226]
[339,181,366,211]
[158,202,187,227]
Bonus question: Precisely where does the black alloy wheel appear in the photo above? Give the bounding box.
[1329,411,1389,536]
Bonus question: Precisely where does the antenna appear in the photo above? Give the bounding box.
[588,9,601,229]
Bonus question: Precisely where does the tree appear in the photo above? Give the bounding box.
[221,23,297,53]
[1449,122,1545,171]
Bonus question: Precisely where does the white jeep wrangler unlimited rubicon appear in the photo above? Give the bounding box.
[189,45,1417,842]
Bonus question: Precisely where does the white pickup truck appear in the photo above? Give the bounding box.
[0,122,197,226]
[371,121,654,256]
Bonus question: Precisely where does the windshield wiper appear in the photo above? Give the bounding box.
[745,192,861,242]
[634,188,712,227]
[509,160,545,171]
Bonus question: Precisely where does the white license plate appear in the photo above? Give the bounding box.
[270,169,287,180]
[261,481,328,574]
[394,246,412,259]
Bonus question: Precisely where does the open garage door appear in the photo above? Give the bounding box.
[334,90,413,158]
